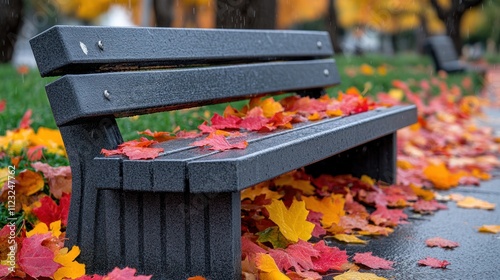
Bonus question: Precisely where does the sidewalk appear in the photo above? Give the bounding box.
[334,67,500,280]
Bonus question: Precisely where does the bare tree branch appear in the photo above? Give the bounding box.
[429,0,448,21]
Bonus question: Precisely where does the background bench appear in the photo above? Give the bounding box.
[31,25,417,279]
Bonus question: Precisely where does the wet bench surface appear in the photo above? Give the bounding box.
[31,26,417,279]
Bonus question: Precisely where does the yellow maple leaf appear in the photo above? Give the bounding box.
[331,234,367,244]
[456,196,495,210]
[53,246,86,280]
[266,199,314,242]
[27,220,62,238]
[334,271,387,280]
[274,173,315,195]
[410,184,435,201]
[241,182,283,201]
[30,127,66,156]
[478,225,500,234]
[255,253,290,280]
[302,194,345,227]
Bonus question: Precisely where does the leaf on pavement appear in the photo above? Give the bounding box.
[18,233,60,277]
[331,234,367,244]
[425,237,459,248]
[334,271,387,280]
[312,240,348,272]
[302,195,345,227]
[478,225,500,234]
[53,246,86,280]
[353,252,394,270]
[103,267,152,280]
[266,199,314,242]
[255,253,290,280]
[456,196,495,210]
[417,257,450,269]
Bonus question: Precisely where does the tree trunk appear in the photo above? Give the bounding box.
[153,0,174,27]
[324,0,342,54]
[0,0,24,63]
[445,13,463,55]
[216,0,276,29]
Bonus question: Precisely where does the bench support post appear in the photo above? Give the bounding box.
[305,133,397,183]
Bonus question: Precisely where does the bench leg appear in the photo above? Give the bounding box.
[305,133,397,183]
[70,190,242,279]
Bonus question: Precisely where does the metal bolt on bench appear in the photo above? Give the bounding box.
[30,26,417,279]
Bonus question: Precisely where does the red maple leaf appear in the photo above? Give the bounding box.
[176,130,202,139]
[269,248,301,272]
[191,133,248,151]
[240,116,269,131]
[32,193,71,226]
[27,145,44,161]
[307,211,326,238]
[19,109,32,129]
[370,205,408,227]
[121,146,164,160]
[285,240,319,271]
[241,235,266,259]
[0,100,5,113]
[353,252,394,270]
[103,267,152,280]
[425,237,459,249]
[18,233,61,277]
[312,240,348,272]
[418,257,450,268]
[412,199,448,214]
[198,122,216,134]
[210,113,241,130]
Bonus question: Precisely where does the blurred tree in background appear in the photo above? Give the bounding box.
[0,0,24,62]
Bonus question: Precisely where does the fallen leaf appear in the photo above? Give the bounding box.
[412,199,448,214]
[478,225,500,234]
[187,277,206,280]
[18,233,60,277]
[423,163,462,190]
[27,220,62,238]
[425,237,459,248]
[16,169,45,196]
[266,199,314,242]
[191,133,248,151]
[456,196,495,210]
[210,113,241,130]
[331,234,367,244]
[334,271,387,280]
[255,253,290,280]
[138,129,176,142]
[353,252,394,270]
[53,246,86,280]
[103,267,152,280]
[32,193,70,226]
[19,109,32,129]
[312,240,348,272]
[31,162,72,199]
[0,100,5,113]
[257,227,291,249]
[417,257,450,268]
[302,195,345,227]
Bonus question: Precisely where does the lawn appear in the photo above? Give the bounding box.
[0,53,484,140]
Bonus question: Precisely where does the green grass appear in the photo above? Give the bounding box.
[0,53,485,140]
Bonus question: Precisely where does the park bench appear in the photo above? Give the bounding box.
[425,35,485,74]
[30,26,417,279]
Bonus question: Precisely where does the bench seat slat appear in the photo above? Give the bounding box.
[30,26,334,77]
[47,59,339,126]
[92,105,416,192]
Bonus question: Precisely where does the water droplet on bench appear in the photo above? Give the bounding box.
[80,42,88,55]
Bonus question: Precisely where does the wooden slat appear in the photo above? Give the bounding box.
[30,25,334,77]
[46,59,340,126]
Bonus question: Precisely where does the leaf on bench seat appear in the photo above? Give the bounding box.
[191,132,248,151]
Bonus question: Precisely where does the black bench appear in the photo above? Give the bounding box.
[425,35,485,74]
[30,26,417,279]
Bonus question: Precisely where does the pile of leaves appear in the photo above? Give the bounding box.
[1,71,500,279]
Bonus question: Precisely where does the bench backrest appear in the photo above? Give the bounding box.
[30,26,340,127]
[425,35,465,73]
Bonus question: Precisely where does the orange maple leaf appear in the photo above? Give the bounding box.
[302,194,345,227]
[423,163,464,190]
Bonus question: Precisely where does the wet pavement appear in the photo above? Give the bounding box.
[331,67,500,280]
